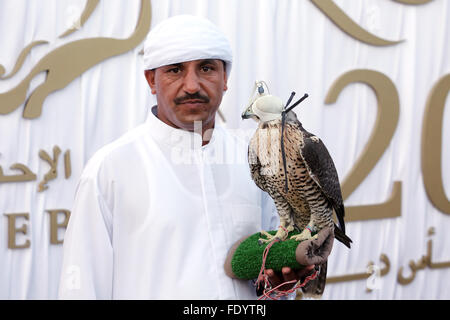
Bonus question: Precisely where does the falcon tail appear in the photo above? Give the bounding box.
[334,224,352,248]
[301,262,327,299]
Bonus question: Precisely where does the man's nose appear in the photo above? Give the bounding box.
[182,68,201,94]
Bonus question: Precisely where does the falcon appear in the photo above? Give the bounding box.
[241,81,352,296]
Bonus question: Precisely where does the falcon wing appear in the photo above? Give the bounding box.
[298,130,346,233]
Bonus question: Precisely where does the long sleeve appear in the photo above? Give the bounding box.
[58,176,113,299]
[261,191,279,231]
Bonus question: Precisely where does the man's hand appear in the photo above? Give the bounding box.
[266,265,315,291]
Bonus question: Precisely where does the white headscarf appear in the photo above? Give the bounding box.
[143,15,233,77]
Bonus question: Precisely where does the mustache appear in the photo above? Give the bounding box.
[174,92,210,104]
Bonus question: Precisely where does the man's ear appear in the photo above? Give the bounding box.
[221,60,228,92]
[144,70,157,94]
[223,71,228,92]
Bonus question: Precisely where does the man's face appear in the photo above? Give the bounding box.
[145,59,228,132]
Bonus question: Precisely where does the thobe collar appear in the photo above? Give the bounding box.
[146,106,218,150]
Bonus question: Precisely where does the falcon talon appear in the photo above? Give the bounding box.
[290,233,312,242]
[260,230,272,237]
[258,241,270,245]
[258,237,275,244]
[290,233,319,242]
[258,230,275,244]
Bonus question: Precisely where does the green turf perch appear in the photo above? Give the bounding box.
[224,227,334,280]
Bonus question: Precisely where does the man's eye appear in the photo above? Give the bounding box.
[167,67,181,74]
[201,66,213,72]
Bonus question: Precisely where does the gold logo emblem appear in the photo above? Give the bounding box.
[0,0,151,119]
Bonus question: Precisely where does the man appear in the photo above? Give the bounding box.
[58,15,315,300]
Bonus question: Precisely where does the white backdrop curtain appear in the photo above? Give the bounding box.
[0,0,449,299]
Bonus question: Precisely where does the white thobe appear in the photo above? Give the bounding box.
[58,108,278,299]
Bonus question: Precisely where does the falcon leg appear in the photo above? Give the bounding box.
[259,194,294,244]
[258,218,294,244]
[290,223,318,242]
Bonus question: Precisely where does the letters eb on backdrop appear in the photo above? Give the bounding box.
[4,210,70,249]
